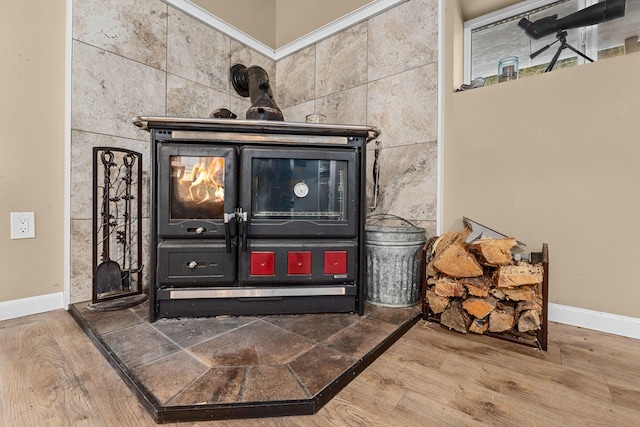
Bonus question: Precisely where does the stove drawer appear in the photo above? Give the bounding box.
[157,240,237,285]
[237,240,357,285]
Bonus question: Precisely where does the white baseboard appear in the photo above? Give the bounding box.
[548,303,640,340]
[0,293,65,322]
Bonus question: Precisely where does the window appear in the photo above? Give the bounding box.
[464,0,640,85]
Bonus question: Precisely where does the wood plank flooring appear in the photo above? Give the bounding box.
[1,309,639,426]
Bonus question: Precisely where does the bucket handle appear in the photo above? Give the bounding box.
[366,213,418,228]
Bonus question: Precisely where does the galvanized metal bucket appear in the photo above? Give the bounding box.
[365,217,426,307]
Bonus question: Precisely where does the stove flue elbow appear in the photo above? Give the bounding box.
[230,64,284,121]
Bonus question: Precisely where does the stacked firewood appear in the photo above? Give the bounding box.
[425,228,543,337]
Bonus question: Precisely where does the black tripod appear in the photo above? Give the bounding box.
[530,30,594,72]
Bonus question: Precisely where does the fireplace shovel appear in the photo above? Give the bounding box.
[96,151,122,295]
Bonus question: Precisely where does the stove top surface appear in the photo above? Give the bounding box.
[133,116,380,139]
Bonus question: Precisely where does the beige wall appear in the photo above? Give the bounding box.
[275,0,373,48]
[457,0,520,21]
[0,1,66,303]
[193,0,373,49]
[190,0,277,48]
[443,0,640,317]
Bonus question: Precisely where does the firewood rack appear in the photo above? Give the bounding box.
[422,243,549,351]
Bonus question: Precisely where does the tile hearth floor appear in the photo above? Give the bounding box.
[69,299,421,423]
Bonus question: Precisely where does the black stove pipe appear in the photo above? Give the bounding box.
[230,64,284,121]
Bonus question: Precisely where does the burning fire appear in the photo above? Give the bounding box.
[180,157,225,204]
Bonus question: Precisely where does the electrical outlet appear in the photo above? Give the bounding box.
[11,212,35,239]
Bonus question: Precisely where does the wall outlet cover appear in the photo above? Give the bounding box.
[10,212,35,239]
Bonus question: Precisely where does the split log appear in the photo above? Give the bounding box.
[426,261,439,277]
[515,300,542,332]
[460,276,492,297]
[433,276,466,298]
[490,288,506,300]
[469,317,489,334]
[518,310,541,332]
[440,300,472,334]
[494,263,544,288]
[432,229,483,278]
[426,289,450,314]
[500,285,538,302]
[469,237,517,266]
[462,296,498,319]
[432,231,459,259]
[516,299,542,316]
[488,304,515,333]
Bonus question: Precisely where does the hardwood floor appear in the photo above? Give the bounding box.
[1,309,639,426]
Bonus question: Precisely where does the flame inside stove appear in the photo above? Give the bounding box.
[178,157,225,204]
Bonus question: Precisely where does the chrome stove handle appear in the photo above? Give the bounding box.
[223,213,232,253]
[223,208,248,253]
[237,208,248,252]
[370,138,381,210]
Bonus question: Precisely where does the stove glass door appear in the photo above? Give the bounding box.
[158,144,237,238]
[170,155,226,220]
[241,147,358,238]
[252,158,346,220]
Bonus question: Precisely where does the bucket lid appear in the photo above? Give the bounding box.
[365,225,425,233]
[365,224,426,244]
[364,213,426,244]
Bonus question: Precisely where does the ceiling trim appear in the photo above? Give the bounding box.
[163,0,409,60]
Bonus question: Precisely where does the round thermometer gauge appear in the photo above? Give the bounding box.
[294,182,309,198]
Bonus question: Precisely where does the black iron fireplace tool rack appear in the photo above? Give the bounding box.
[91,147,146,310]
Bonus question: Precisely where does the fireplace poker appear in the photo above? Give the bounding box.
[95,151,123,294]
[121,153,135,290]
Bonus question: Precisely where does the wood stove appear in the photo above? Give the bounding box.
[135,117,379,321]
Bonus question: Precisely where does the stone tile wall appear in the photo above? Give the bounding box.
[70,0,438,302]
[70,0,268,302]
[276,0,439,234]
